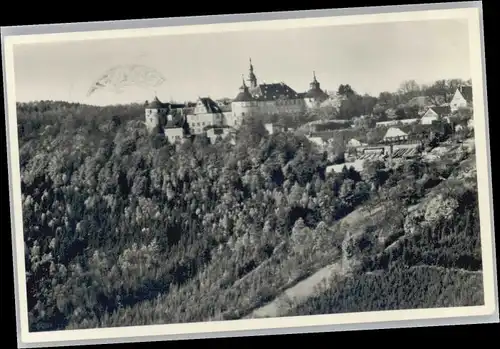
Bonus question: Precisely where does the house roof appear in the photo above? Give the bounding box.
[250,83,301,101]
[427,105,451,116]
[383,127,408,139]
[458,86,473,103]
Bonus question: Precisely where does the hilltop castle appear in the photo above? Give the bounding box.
[231,59,329,120]
[145,58,330,142]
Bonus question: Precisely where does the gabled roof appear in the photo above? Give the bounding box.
[426,105,451,116]
[250,83,301,101]
[457,85,473,103]
[383,127,408,139]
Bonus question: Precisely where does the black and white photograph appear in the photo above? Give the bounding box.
[2,2,498,347]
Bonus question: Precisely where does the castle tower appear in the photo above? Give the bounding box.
[248,58,258,89]
[145,96,169,134]
[304,71,328,109]
[231,74,256,126]
[309,71,320,90]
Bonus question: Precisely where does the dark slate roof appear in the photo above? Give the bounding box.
[234,88,255,102]
[428,105,451,116]
[250,83,301,101]
[170,103,186,109]
[146,96,166,109]
[458,86,473,103]
[199,97,224,113]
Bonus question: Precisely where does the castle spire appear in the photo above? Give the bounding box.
[248,57,257,89]
[239,74,248,92]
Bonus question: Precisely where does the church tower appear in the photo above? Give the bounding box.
[248,58,258,89]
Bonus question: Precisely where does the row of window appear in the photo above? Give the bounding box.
[237,99,304,107]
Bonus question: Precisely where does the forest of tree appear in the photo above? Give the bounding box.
[19,101,374,330]
[288,266,483,316]
[17,78,480,332]
[287,142,483,315]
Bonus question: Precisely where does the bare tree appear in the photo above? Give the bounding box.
[397,80,421,100]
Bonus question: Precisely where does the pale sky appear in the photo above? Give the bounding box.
[13,19,471,106]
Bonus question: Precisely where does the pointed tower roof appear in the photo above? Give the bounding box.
[234,74,255,102]
[247,57,258,88]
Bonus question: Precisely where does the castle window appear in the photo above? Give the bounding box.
[242,112,245,117]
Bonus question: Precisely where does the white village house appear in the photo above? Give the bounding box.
[421,106,451,125]
[383,127,408,143]
[450,85,473,113]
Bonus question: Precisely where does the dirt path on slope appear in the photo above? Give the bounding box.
[244,204,386,319]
